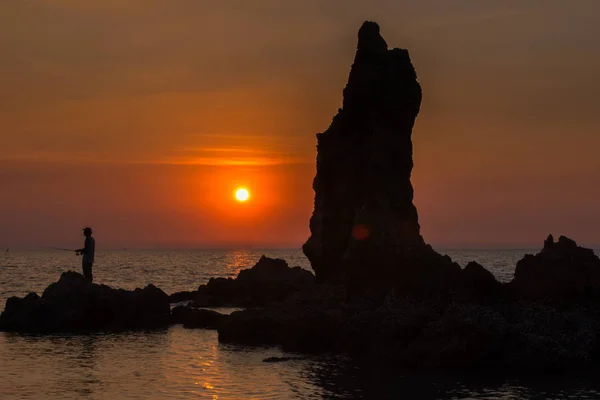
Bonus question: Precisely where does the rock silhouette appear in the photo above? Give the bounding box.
[303,21,426,285]
[511,234,600,299]
[0,271,170,333]
[0,256,313,334]
[170,255,314,307]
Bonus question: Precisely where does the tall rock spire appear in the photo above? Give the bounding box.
[303,21,425,285]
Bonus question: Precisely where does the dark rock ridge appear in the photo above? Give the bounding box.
[510,234,600,299]
[170,255,314,307]
[303,21,427,285]
[219,235,600,371]
[0,271,171,333]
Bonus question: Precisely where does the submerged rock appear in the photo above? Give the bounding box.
[0,271,171,333]
[191,255,314,307]
[303,21,426,285]
[171,305,225,329]
[168,290,197,304]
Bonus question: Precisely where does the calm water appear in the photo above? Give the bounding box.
[2,248,600,399]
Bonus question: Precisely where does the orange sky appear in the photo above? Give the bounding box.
[1,0,599,249]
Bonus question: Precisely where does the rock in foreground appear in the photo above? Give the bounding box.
[219,235,600,372]
[0,271,171,333]
[218,282,600,372]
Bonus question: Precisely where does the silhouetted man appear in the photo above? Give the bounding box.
[76,227,95,282]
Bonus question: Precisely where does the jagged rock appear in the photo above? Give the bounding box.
[512,235,600,298]
[460,261,502,299]
[171,306,225,329]
[191,255,314,307]
[0,271,171,333]
[303,21,427,285]
[0,293,44,333]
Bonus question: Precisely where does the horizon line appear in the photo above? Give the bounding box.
[6,245,600,252]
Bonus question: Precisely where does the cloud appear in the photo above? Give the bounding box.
[0,151,123,165]
[173,147,271,155]
[0,148,311,167]
[150,145,311,166]
[149,157,309,166]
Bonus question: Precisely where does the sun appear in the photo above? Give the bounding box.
[235,188,250,202]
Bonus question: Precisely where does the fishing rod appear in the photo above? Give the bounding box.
[38,246,77,252]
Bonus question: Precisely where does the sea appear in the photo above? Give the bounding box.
[2,248,600,400]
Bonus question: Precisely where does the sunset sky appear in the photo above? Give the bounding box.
[1,0,599,249]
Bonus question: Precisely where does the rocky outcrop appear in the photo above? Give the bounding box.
[511,235,600,299]
[0,257,314,334]
[460,261,502,300]
[303,21,426,284]
[218,282,600,371]
[0,271,171,333]
[218,234,600,371]
[189,255,314,307]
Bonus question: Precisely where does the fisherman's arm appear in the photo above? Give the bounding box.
[76,239,90,254]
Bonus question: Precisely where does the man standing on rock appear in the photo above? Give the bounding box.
[75,227,95,282]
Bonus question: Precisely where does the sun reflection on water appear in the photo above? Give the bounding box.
[224,250,256,276]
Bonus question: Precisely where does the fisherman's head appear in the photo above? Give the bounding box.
[82,227,93,237]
